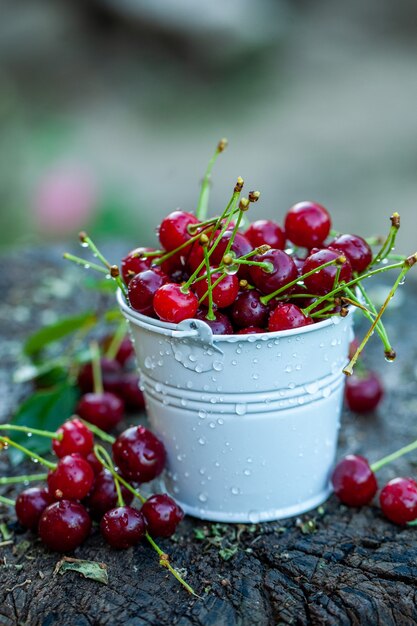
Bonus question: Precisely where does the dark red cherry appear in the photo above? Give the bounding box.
[128,268,168,316]
[268,303,313,332]
[76,391,124,432]
[209,231,253,278]
[194,272,239,309]
[52,418,94,459]
[77,358,123,395]
[38,500,91,552]
[117,373,146,411]
[112,425,166,483]
[249,249,298,296]
[236,326,264,334]
[48,454,95,501]
[303,248,352,296]
[101,335,135,366]
[328,234,372,273]
[345,372,384,413]
[244,220,286,250]
[230,289,269,329]
[141,494,184,538]
[101,506,146,549]
[121,247,154,284]
[153,283,198,323]
[158,210,199,252]
[194,308,234,335]
[331,455,378,506]
[15,487,53,531]
[84,469,133,520]
[85,451,103,476]
[284,201,331,249]
[380,477,417,525]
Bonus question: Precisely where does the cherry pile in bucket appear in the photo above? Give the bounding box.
[0,418,196,596]
[64,139,416,375]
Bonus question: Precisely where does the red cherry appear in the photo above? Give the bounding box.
[101,506,146,549]
[76,391,125,432]
[331,455,378,506]
[158,210,199,252]
[328,234,372,273]
[38,500,91,552]
[153,283,198,323]
[380,477,417,525]
[268,303,313,332]
[112,425,166,483]
[141,494,184,537]
[117,373,146,411]
[84,469,134,520]
[194,272,239,309]
[194,308,234,335]
[244,220,286,250]
[85,450,103,476]
[128,268,168,316]
[77,358,123,395]
[48,454,95,501]
[209,231,253,279]
[345,372,384,413]
[230,289,269,329]
[303,248,352,296]
[249,249,298,296]
[15,487,53,531]
[121,247,154,284]
[52,418,94,459]
[236,326,264,334]
[101,335,135,366]
[284,201,331,249]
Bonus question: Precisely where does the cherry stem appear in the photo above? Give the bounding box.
[223,209,244,258]
[370,212,400,268]
[345,285,392,353]
[343,256,416,375]
[153,224,212,266]
[0,436,56,470]
[196,138,227,221]
[78,232,128,297]
[0,495,14,507]
[309,301,338,318]
[0,473,48,485]
[235,259,272,270]
[0,424,62,441]
[90,341,104,395]
[79,419,115,444]
[93,444,199,597]
[203,246,216,321]
[105,322,127,361]
[94,445,124,507]
[63,253,109,275]
[198,271,228,305]
[371,438,417,473]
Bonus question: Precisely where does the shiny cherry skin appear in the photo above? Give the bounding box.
[101,335,134,366]
[15,487,54,531]
[38,500,91,552]
[380,477,417,525]
[194,271,239,309]
[101,506,146,549]
[328,234,372,273]
[158,210,199,252]
[331,455,378,506]
[48,453,95,501]
[284,201,331,249]
[230,289,269,329]
[77,358,123,395]
[345,372,384,413]
[250,249,298,296]
[209,231,253,279]
[117,373,145,411]
[153,283,198,323]
[52,418,94,459]
[85,451,103,476]
[237,326,264,334]
[195,308,234,335]
[268,303,313,332]
[141,494,184,538]
[121,247,155,284]
[244,219,286,250]
[303,248,352,296]
[84,469,133,520]
[112,425,166,483]
[76,391,125,432]
[128,268,168,316]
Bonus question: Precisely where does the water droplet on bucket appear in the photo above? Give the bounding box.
[231,486,240,495]
[305,381,319,395]
[213,361,223,371]
[235,404,247,415]
[198,493,208,503]
[248,510,260,523]
[198,437,206,445]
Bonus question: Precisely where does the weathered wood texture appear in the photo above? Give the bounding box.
[1,247,417,626]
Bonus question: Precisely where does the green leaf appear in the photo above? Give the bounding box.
[23,312,96,356]
[54,557,108,584]
[218,546,238,561]
[8,383,80,465]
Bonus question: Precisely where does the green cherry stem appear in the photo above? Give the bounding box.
[198,271,228,305]
[0,425,62,441]
[0,495,14,507]
[93,445,199,597]
[0,473,48,485]
[371,438,417,473]
[105,321,127,361]
[344,254,417,375]
[63,253,109,275]
[80,420,115,444]
[0,436,56,470]
[154,224,212,267]
[78,232,128,298]
[91,341,104,395]
[344,285,393,354]
[94,445,124,507]
[370,212,400,268]
[203,245,216,321]
[196,138,227,221]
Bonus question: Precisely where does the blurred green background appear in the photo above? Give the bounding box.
[1,0,417,253]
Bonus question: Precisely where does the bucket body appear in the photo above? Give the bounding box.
[118,291,354,523]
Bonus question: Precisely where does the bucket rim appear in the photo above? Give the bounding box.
[117,288,351,340]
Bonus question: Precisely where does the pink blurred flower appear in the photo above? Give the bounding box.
[34,168,97,236]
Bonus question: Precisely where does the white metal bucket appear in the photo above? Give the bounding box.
[118,290,354,523]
